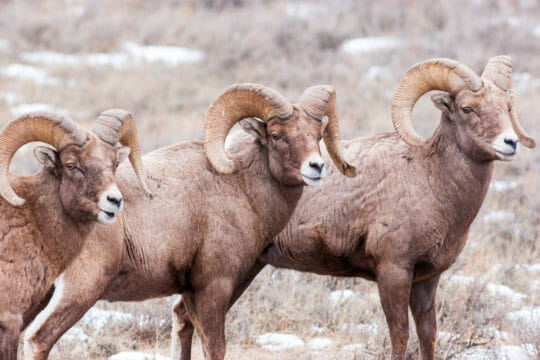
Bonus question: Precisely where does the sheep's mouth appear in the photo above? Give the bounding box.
[98,209,118,224]
[495,149,516,161]
[302,174,323,186]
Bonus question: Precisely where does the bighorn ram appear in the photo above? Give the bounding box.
[22,83,355,360]
[174,56,535,360]
[0,109,149,360]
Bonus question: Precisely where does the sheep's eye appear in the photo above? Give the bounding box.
[462,107,472,114]
[271,134,281,141]
[114,161,120,168]
[66,163,76,171]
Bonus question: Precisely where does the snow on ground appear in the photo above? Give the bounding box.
[341,322,379,336]
[10,103,55,117]
[504,306,540,329]
[453,344,535,360]
[284,2,327,19]
[78,308,134,331]
[108,352,170,360]
[482,210,516,224]
[1,64,59,85]
[513,72,540,90]
[534,24,540,37]
[341,37,403,54]
[307,337,333,350]
[123,42,205,66]
[363,65,392,81]
[485,283,527,307]
[329,289,356,305]
[0,92,19,106]
[21,42,204,69]
[489,179,519,192]
[0,39,8,52]
[255,333,305,351]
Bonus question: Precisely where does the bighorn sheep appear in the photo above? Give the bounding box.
[173,56,536,360]
[0,109,149,360]
[21,83,355,360]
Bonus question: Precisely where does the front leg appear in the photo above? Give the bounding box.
[409,275,440,360]
[23,259,117,359]
[376,262,413,360]
[171,260,265,360]
[181,278,234,360]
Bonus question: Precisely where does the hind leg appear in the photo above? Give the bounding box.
[0,311,23,360]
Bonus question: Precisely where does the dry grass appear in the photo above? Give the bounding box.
[1,0,539,359]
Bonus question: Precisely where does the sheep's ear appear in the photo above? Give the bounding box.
[34,146,59,170]
[239,117,268,146]
[116,146,131,164]
[431,91,456,115]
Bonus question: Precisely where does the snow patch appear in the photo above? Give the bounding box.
[342,37,403,54]
[499,344,535,360]
[329,289,355,305]
[0,92,19,106]
[505,306,540,329]
[78,308,134,331]
[486,283,527,306]
[21,42,204,69]
[307,337,333,350]
[10,103,55,117]
[255,333,305,351]
[123,42,205,66]
[513,72,540,89]
[342,343,364,352]
[0,39,8,52]
[447,274,475,286]
[311,325,326,334]
[363,65,391,81]
[483,210,516,224]
[534,25,540,37]
[285,2,327,19]
[108,352,170,360]
[1,64,59,85]
[341,322,379,336]
[60,326,90,343]
[489,180,518,192]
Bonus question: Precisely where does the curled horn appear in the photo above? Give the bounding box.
[0,112,87,206]
[204,83,293,174]
[482,55,536,149]
[298,85,356,177]
[391,58,483,147]
[92,109,152,197]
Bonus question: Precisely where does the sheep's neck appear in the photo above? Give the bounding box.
[423,116,493,235]
[234,144,304,241]
[18,172,94,274]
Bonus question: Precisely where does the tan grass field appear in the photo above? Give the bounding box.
[0,0,538,359]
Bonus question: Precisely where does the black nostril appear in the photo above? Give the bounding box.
[504,138,518,150]
[309,161,324,172]
[107,196,122,206]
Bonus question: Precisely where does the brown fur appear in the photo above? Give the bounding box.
[0,133,128,360]
[22,105,332,360]
[175,82,529,360]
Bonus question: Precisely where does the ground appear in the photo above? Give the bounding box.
[0,0,538,359]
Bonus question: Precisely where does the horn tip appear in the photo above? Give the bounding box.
[211,159,236,175]
[523,137,536,149]
[342,164,357,178]
[5,195,25,206]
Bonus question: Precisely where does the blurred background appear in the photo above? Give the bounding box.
[1,0,538,359]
